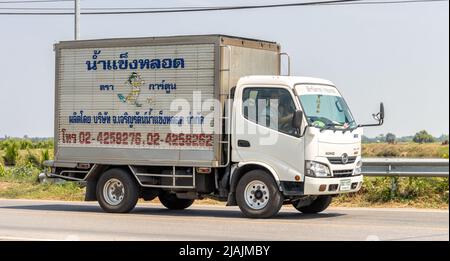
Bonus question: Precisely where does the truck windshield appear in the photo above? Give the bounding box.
[299,94,357,130]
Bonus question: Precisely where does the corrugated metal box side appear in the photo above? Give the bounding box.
[53,35,280,167]
[216,37,281,165]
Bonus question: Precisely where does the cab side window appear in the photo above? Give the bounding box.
[242,88,297,135]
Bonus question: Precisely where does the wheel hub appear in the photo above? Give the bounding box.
[103,178,125,206]
[244,180,270,210]
[254,190,263,199]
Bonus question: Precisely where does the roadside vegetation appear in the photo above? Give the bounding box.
[339,130,448,208]
[333,176,448,209]
[0,138,84,201]
[362,142,449,158]
[0,135,448,208]
[0,163,84,201]
[340,131,448,208]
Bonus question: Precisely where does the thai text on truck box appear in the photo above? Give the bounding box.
[57,44,216,151]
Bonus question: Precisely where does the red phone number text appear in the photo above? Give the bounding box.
[60,130,213,147]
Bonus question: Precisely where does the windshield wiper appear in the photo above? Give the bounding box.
[320,123,336,132]
[320,122,354,133]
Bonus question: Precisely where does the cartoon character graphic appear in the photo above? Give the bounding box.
[118,72,145,107]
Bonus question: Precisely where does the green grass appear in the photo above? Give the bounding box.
[0,182,85,201]
[0,162,85,201]
[333,176,449,209]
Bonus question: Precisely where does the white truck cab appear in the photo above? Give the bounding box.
[228,76,383,217]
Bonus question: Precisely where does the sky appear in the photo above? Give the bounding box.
[0,0,448,138]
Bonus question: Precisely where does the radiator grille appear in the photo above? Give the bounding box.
[328,156,357,165]
[333,169,354,177]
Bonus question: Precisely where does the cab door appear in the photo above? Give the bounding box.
[232,86,305,182]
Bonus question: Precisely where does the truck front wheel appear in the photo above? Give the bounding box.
[158,191,194,210]
[96,168,139,213]
[236,170,284,218]
[292,196,332,214]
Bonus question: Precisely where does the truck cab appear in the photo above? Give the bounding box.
[227,76,383,217]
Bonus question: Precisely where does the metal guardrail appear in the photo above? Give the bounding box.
[362,158,449,177]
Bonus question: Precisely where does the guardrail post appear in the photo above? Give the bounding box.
[390,177,398,198]
[388,164,398,198]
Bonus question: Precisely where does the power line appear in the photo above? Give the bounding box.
[0,6,230,10]
[0,0,224,9]
[0,0,362,10]
[0,5,237,10]
[0,0,73,3]
[0,0,447,10]
[326,0,448,4]
[0,0,447,15]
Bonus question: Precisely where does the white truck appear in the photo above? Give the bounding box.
[46,35,384,218]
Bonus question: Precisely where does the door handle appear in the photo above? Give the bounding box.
[237,140,251,147]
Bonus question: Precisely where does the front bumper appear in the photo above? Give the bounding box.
[280,175,363,196]
[304,175,363,195]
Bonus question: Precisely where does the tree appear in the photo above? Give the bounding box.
[413,130,435,143]
[2,140,19,166]
[438,134,449,143]
[376,134,385,143]
[386,133,396,144]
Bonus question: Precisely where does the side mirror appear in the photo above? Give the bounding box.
[379,102,385,121]
[293,110,303,130]
[360,102,385,127]
[372,102,385,123]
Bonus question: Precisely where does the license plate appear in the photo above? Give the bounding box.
[340,179,352,191]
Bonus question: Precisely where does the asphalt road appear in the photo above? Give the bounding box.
[0,199,448,241]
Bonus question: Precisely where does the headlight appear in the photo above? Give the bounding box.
[354,160,362,176]
[305,161,332,178]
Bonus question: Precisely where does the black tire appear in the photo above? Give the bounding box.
[141,188,159,201]
[158,191,194,210]
[293,196,332,214]
[236,170,284,218]
[96,168,139,213]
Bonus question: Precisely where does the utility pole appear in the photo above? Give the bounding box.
[74,0,80,40]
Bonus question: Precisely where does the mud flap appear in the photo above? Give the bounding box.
[85,180,97,201]
[226,192,237,206]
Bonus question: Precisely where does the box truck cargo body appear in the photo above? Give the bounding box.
[54,35,280,168]
[46,35,384,218]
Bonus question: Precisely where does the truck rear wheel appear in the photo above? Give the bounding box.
[292,196,332,214]
[141,188,159,201]
[236,170,284,218]
[96,168,139,213]
[158,191,194,210]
